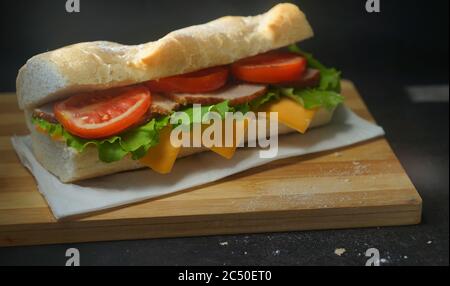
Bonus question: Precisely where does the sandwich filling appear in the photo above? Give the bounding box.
[32,45,343,172]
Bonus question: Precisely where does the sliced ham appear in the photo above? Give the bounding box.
[149,93,181,115]
[131,93,181,127]
[32,108,58,124]
[164,84,268,106]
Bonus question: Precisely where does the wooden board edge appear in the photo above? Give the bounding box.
[0,186,423,232]
[0,201,422,247]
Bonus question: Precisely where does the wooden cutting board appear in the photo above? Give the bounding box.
[0,80,422,247]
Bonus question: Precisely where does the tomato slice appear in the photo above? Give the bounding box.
[145,66,229,93]
[54,86,151,139]
[231,51,307,84]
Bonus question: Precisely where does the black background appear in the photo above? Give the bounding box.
[0,0,448,266]
[0,0,448,90]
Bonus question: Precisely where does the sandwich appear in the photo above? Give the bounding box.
[16,3,343,183]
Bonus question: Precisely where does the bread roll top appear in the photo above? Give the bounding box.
[16,3,313,109]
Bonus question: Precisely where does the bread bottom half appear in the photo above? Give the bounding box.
[28,108,334,182]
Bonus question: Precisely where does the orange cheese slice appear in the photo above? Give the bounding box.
[209,118,249,159]
[260,97,316,133]
[139,126,181,174]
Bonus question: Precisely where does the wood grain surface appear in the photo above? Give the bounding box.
[0,80,422,247]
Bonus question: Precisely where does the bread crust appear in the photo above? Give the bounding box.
[16,3,313,109]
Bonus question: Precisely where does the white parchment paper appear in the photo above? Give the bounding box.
[11,106,384,219]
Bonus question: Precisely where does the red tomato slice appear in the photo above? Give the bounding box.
[145,66,229,93]
[54,86,151,139]
[231,51,307,84]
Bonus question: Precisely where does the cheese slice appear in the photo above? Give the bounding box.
[209,119,249,159]
[210,97,316,158]
[139,118,247,173]
[260,97,316,133]
[210,146,236,159]
[139,126,181,174]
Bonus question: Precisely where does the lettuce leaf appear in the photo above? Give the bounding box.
[232,102,250,115]
[288,44,341,93]
[285,44,344,110]
[173,100,234,126]
[249,88,280,110]
[280,88,343,110]
[32,116,169,163]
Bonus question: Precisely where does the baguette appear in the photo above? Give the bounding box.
[16,3,328,182]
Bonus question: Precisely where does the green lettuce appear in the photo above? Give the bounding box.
[288,44,341,93]
[249,88,281,110]
[173,100,256,127]
[175,100,233,126]
[286,44,344,110]
[32,116,169,163]
[280,88,344,110]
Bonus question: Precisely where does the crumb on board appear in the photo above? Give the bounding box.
[334,248,346,256]
[333,152,342,157]
[219,241,228,246]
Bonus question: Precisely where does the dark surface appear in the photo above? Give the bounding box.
[0,0,448,266]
